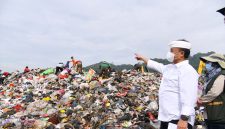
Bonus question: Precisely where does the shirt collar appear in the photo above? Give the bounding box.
[175,60,189,68]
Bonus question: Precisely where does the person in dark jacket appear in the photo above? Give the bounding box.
[0,69,3,85]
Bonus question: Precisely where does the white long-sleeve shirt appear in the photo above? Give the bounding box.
[147,59,199,125]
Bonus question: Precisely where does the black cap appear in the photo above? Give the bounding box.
[217,7,225,16]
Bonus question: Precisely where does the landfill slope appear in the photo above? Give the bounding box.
[0,69,162,129]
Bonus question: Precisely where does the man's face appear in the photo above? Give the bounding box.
[171,48,184,63]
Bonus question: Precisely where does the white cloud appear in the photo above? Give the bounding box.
[0,0,224,71]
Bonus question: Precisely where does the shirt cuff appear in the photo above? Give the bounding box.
[181,106,194,116]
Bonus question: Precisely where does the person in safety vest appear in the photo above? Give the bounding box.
[198,53,225,129]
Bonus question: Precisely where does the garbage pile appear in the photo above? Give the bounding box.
[0,68,162,129]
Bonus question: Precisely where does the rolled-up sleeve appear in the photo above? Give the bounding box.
[179,68,199,116]
[147,60,165,74]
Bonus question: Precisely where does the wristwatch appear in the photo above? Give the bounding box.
[180,115,190,121]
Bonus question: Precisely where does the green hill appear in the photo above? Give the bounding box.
[84,52,217,72]
[84,62,133,73]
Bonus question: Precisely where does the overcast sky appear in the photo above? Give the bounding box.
[0,0,224,72]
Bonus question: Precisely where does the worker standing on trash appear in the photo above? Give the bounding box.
[0,69,3,85]
[99,61,112,79]
[135,39,199,129]
[55,62,64,75]
[24,66,30,73]
[71,56,83,74]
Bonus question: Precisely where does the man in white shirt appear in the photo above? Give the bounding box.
[135,39,199,129]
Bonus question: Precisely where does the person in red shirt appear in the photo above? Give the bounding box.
[24,66,30,73]
[0,71,10,84]
[3,72,10,77]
